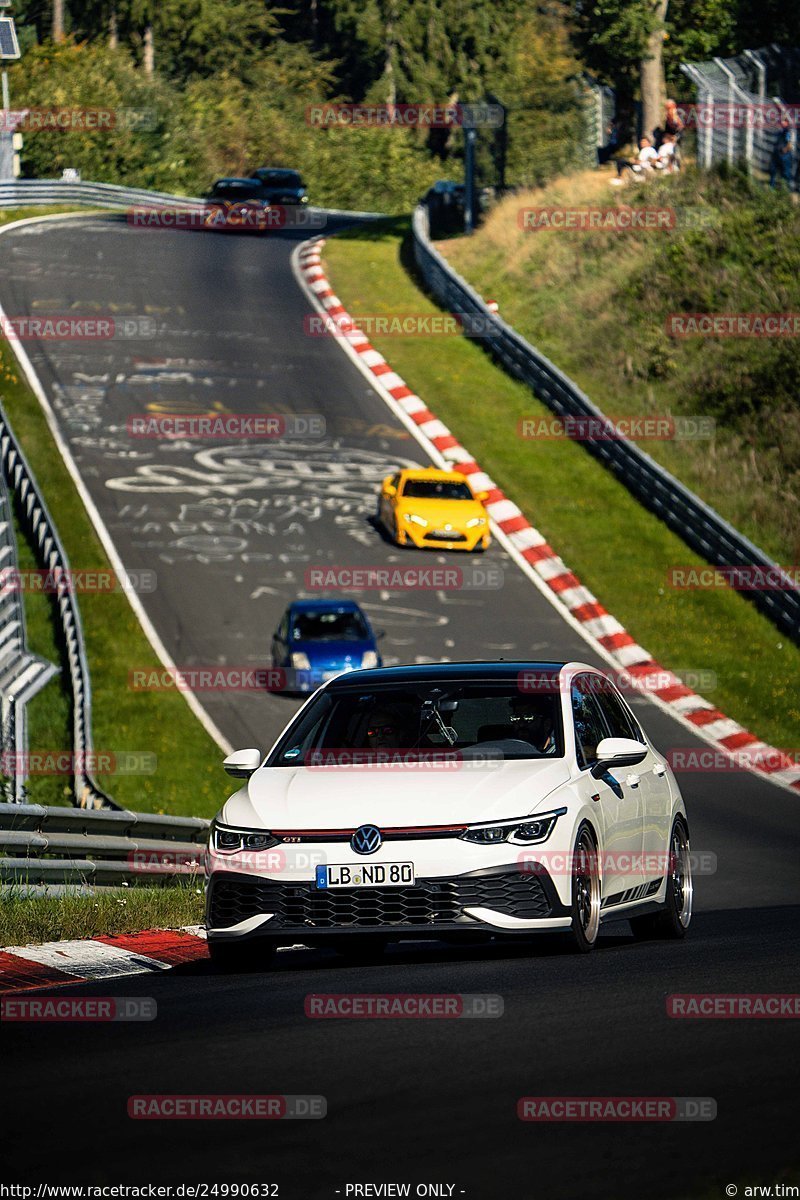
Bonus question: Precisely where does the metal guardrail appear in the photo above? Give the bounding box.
[0,179,386,220]
[411,204,800,643]
[0,403,117,807]
[0,179,204,210]
[0,467,59,802]
[0,801,209,885]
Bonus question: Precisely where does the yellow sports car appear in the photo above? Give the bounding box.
[377,467,491,552]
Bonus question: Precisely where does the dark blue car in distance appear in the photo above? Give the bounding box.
[271,599,383,693]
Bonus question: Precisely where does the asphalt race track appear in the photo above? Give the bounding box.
[2,215,799,1198]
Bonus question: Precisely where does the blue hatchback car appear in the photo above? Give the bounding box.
[270,599,383,693]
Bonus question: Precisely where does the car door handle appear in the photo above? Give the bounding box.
[653,764,666,777]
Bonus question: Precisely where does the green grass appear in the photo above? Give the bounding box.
[323,217,800,752]
[441,168,800,565]
[1,208,225,816]
[0,883,204,947]
[0,205,91,228]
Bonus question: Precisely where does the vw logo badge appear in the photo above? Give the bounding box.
[351,824,382,855]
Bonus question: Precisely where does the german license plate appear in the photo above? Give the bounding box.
[315,862,414,889]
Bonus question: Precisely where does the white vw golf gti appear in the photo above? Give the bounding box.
[206,661,692,964]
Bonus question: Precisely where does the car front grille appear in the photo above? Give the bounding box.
[424,531,467,543]
[208,869,552,930]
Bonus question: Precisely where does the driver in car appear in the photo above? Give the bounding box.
[509,696,556,753]
[364,705,415,750]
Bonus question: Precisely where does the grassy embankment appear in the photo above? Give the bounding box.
[323,201,800,752]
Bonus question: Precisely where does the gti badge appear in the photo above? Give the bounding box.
[351,824,382,855]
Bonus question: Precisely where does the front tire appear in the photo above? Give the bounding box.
[630,817,692,941]
[568,823,601,953]
[208,938,275,972]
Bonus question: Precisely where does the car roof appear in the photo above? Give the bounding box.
[326,660,570,689]
[398,467,468,483]
[288,598,363,613]
[212,177,263,187]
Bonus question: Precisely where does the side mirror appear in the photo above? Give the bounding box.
[384,484,396,497]
[474,490,489,503]
[223,748,262,778]
[591,737,648,779]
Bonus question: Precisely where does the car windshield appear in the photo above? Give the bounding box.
[209,183,263,202]
[259,171,303,187]
[267,682,564,765]
[401,479,474,501]
[291,611,369,642]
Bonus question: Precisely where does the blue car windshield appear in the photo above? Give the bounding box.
[292,611,369,642]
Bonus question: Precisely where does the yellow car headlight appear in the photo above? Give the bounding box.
[466,517,486,528]
[406,514,429,527]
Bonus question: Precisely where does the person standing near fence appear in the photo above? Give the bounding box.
[770,116,795,189]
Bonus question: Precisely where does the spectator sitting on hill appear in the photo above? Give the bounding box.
[612,137,658,184]
[655,133,678,172]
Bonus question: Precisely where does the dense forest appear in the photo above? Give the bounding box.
[5,0,798,209]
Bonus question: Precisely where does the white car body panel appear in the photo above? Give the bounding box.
[205,661,689,946]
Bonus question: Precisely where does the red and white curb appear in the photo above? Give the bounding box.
[0,927,208,994]
[294,237,800,796]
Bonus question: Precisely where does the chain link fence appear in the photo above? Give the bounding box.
[680,46,800,188]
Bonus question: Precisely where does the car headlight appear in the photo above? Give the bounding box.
[291,652,311,670]
[466,517,486,528]
[210,822,278,853]
[460,808,566,845]
[361,650,379,668]
[404,513,428,527]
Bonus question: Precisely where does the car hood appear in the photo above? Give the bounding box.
[294,638,374,664]
[395,496,485,528]
[223,757,572,830]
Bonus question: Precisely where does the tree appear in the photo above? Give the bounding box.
[640,0,668,137]
[573,0,740,135]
